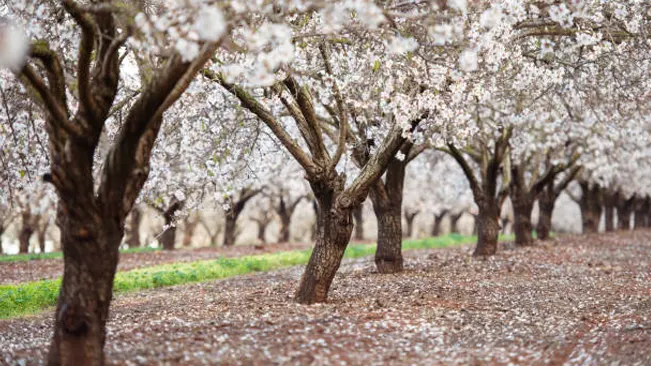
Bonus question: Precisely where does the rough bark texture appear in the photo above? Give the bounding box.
[449,212,463,234]
[125,207,142,248]
[352,204,364,241]
[369,153,410,274]
[295,181,353,304]
[578,182,603,234]
[431,210,448,237]
[223,214,238,247]
[160,201,182,251]
[474,200,500,256]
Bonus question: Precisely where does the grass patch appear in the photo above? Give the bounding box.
[0,234,510,319]
[0,246,159,263]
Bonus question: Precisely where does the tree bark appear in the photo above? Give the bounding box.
[537,188,556,241]
[37,221,49,254]
[19,210,37,254]
[431,210,447,236]
[182,215,198,247]
[125,207,142,248]
[449,212,463,234]
[501,217,511,235]
[223,212,238,247]
[403,210,419,239]
[47,211,122,366]
[634,196,650,230]
[474,198,500,256]
[615,192,634,231]
[295,187,353,304]
[578,182,602,234]
[275,195,304,243]
[603,190,616,232]
[352,204,364,240]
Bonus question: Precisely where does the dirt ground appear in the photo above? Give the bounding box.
[0,242,318,285]
[1,232,650,365]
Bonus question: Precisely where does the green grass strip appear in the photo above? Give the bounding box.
[0,234,512,319]
[0,246,159,263]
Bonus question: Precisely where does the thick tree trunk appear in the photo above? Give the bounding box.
[374,206,403,274]
[47,214,123,366]
[223,214,238,247]
[449,212,463,234]
[295,190,353,304]
[310,199,319,242]
[278,212,291,243]
[431,211,447,237]
[537,192,556,241]
[353,204,364,241]
[255,220,270,244]
[511,196,534,246]
[125,207,142,248]
[634,197,650,230]
[160,201,182,250]
[578,182,602,234]
[474,200,500,256]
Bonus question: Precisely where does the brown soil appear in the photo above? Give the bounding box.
[0,232,649,365]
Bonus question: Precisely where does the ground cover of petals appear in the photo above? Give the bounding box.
[1,232,650,365]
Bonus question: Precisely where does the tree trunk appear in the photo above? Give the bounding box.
[0,225,4,254]
[310,199,319,242]
[603,191,616,233]
[256,220,269,244]
[223,213,238,247]
[579,182,602,234]
[501,217,511,235]
[511,195,534,246]
[474,199,500,256]
[634,197,649,230]
[353,204,364,241]
[278,212,291,243]
[38,224,48,254]
[449,212,463,234]
[47,214,122,366]
[125,207,142,248]
[403,211,418,239]
[19,211,36,254]
[295,189,353,304]
[537,189,556,241]
[373,205,403,274]
[431,211,447,237]
[616,193,633,231]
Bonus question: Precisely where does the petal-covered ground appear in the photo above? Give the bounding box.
[1,232,650,365]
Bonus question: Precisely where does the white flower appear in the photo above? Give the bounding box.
[174,190,186,201]
[175,38,199,62]
[388,37,418,55]
[480,7,503,29]
[194,6,226,42]
[459,49,478,72]
[540,39,555,57]
[0,23,29,71]
[448,0,467,13]
[395,151,406,161]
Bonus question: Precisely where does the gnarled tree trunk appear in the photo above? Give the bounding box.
[537,188,556,241]
[223,212,238,247]
[295,185,354,304]
[403,209,419,239]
